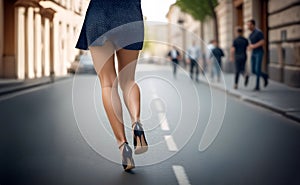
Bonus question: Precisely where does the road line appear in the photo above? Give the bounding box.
[172,165,191,185]
[164,135,178,151]
[154,99,164,112]
[158,113,170,131]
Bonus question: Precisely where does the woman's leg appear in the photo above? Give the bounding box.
[89,44,127,147]
[116,49,140,124]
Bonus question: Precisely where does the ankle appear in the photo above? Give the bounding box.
[132,120,141,126]
[117,139,127,149]
[132,121,143,128]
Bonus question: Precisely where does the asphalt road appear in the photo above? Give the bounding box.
[1,64,300,185]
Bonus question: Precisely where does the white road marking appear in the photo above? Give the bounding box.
[164,135,178,151]
[172,165,191,185]
[158,113,170,131]
[154,99,164,112]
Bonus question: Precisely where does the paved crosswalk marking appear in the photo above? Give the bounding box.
[164,135,178,151]
[172,165,191,185]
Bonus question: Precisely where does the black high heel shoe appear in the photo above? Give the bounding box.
[132,122,148,154]
[119,142,135,171]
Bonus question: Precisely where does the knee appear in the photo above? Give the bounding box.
[98,74,117,88]
[119,80,136,92]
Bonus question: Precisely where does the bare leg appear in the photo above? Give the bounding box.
[89,43,126,147]
[116,49,140,124]
[117,49,148,154]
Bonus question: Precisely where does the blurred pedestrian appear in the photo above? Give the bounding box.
[247,19,269,91]
[187,41,201,82]
[168,46,181,78]
[210,40,224,82]
[201,52,207,76]
[205,40,215,77]
[206,40,215,63]
[230,27,249,89]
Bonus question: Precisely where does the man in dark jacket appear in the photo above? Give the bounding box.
[230,27,249,89]
[210,40,224,82]
[168,46,181,78]
[247,19,269,91]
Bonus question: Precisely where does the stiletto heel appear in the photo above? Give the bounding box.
[119,142,135,171]
[132,122,148,154]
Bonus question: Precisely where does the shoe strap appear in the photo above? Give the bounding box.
[119,141,128,149]
[132,121,143,128]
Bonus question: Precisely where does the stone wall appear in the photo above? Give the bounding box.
[268,0,300,87]
[0,0,3,77]
[0,0,89,79]
[216,0,235,72]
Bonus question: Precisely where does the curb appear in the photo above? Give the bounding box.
[198,78,300,123]
[0,75,72,96]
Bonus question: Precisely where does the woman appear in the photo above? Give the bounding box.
[75,0,148,171]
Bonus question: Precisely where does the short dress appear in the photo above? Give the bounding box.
[75,0,144,50]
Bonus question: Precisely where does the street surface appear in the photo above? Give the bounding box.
[1,64,300,185]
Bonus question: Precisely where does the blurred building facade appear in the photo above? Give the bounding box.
[144,22,169,63]
[0,0,88,79]
[167,5,216,57]
[267,0,300,87]
[217,0,300,87]
[167,0,300,87]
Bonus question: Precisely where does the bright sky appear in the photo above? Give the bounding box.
[141,0,176,22]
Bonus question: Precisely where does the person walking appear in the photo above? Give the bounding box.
[187,41,201,82]
[247,19,269,91]
[75,0,148,171]
[210,40,224,82]
[168,46,181,78]
[230,27,249,89]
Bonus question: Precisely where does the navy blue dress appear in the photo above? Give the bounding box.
[75,0,144,50]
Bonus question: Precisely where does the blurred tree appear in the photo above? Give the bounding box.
[175,0,219,42]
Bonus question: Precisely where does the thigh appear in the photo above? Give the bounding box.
[257,51,264,70]
[251,54,256,73]
[240,59,246,72]
[215,60,220,69]
[89,43,117,87]
[214,61,220,75]
[254,52,263,73]
[116,49,140,83]
[190,59,195,67]
[235,60,241,72]
[236,58,246,72]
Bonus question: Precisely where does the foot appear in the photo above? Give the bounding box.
[244,75,249,87]
[234,84,238,90]
[132,122,148,154]
[264,75,269,87]
[119,142,135,171]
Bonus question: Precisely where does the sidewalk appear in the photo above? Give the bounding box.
[198,72,300,123]
[140,62,300,123]
[0,75,72,96]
